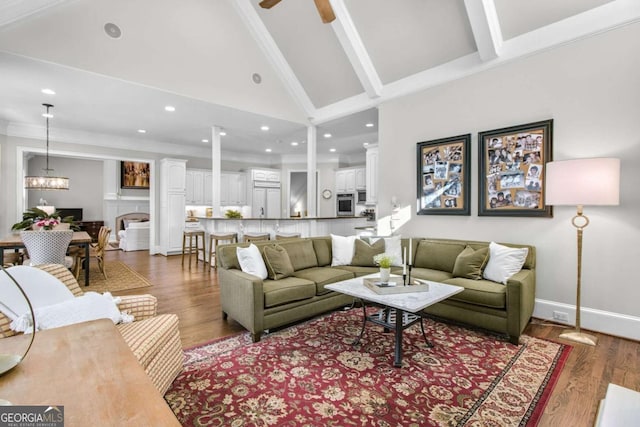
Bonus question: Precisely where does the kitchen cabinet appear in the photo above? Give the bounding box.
[335,167,365,193]
[251,168,280,182]
[203,171,213,205]
[366,145,378,205]
[355,167,366,190]
[221,172,247,205]
[185,169,204,205]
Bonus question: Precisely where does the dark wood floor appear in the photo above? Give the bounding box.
[107,249,639,427]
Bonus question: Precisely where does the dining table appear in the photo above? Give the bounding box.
[0,231,92,286]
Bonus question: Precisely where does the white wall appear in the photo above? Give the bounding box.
[377,22,640,339]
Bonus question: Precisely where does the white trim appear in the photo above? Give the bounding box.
[534,298,640,342]
[463,0,502,61]
[329,0,382,99]
[229,0,316,118]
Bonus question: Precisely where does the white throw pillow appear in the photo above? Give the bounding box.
[483,242,529,285]
[0,266,74,320]
[331,234,357,266]
[369,236,403,266]
[237,244,268,279]
[11,292,132,333]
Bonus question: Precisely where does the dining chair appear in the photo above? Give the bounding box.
[20,230,74,268]
[75,226,111,279]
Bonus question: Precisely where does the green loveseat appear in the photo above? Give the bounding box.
[217,237,535,344]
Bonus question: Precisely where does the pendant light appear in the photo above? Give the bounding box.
[24,104,69,190]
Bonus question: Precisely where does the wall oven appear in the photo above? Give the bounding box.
[336,193,355,216]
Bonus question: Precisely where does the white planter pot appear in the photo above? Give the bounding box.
[379,267,391,283]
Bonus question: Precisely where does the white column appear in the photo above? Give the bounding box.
[211,126,222,218]
[306,125,317,218]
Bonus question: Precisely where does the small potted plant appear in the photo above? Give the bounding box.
[373,253,394,283]
[224,209,243,219]
[11,207,77,231]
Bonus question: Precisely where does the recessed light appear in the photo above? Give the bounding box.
[42,113,53,118]
[220,131,227,136]
[164,105,175,112]
[324,133,332,138]
[137,129,146,134]
[365,123,374,128]
[41,88,55,95]
[252,73,262,84]
[202,139,209,143]
[261,125,269,131]
[363,142,369,147]
[291,141,299,146]
[329,148,336,152]
[104,22,122,39]
[265,148,272,152]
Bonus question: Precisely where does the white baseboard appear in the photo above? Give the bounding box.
[533,299,640,342]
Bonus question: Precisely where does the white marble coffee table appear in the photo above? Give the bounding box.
[326,274,463,367]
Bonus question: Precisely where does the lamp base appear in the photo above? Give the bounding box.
[559,330,598,346]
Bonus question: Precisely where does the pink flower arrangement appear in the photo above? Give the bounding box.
[34,218,60,230]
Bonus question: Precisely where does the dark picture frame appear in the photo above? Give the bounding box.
[478,119,553,217]
[416,134,471,215]
[121,161,150,189]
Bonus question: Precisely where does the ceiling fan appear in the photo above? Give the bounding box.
[259,0,336,24]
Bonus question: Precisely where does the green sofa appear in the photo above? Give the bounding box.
[217,237,536,344]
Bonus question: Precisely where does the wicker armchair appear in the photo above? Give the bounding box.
[0,264,183,395]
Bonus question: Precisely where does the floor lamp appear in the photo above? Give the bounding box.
[546,158,620,346]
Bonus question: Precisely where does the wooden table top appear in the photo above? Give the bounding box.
[0,319,180,426]
[0,231,92,247]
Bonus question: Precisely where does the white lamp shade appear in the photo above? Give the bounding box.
[546,158,620,206]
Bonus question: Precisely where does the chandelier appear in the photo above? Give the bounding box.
[24,103,69,190]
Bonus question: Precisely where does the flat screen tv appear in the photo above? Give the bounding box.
[57,208,83,222]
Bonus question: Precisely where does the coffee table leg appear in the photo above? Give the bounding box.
[394,308,404,367]
[352,298,367,346]
[420,316,434,348]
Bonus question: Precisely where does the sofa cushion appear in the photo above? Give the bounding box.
[331,234,357,266]
[278,240,318,271]
[293,267,354,295]
[483,242,529,284]
[369,236,403,266]
[263,277,317,308]
[452,246,490,280]
[409,267,454,283]
[414,240,466,272]
[351,238,385,266]
[312,237,332,266]
[443,278,507,309]
[333,265,380,277]
[262,244,295,280]
[237,244,268,279]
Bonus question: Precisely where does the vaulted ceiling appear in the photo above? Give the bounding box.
[0,0,637,159]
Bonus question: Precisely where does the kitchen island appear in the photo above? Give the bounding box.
[194,216,374,240]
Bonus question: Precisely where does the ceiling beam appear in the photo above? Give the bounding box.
[329,0,382,99]
[0,0,70,28]
[314,0,640,125]
[464,0,502,61]
[229,0,316,120]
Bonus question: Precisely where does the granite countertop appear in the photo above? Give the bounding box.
[192,216,370,221]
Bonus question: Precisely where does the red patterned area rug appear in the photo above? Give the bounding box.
[165,309,570,426]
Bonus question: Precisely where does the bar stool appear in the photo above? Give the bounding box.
[275,232,301,240]
[208,232,238,269]
[243,232,270,243]
[182,230,206,269]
